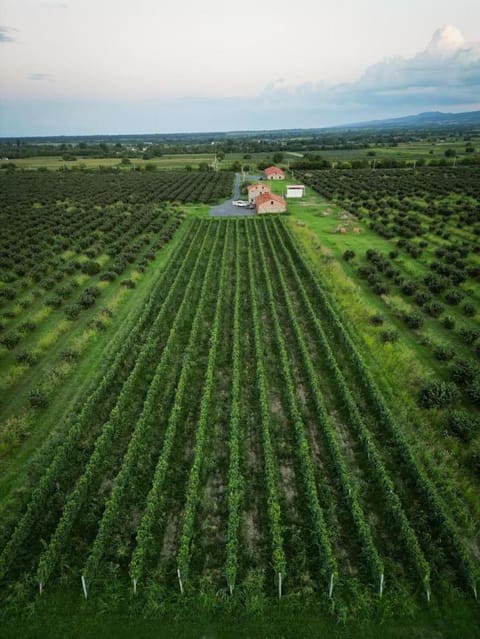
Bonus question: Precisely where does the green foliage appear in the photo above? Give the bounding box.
[445,411,480,441]
[419,381,459,408]
[28,388,48,409]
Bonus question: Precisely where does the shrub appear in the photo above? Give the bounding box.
[0,286,17,301]
[449,359,478,385]
[100,271,117,282]
[65,304,82,320]
[372,282,388,296]
[462,303,476,317]
[0,332,21,349]
[369,314,384,326]
[418,381,458,408]
[380,329,398,343]
[343,249,355,261]
[403,312,423,330]
[433,345,455,361]
[445,410,480,441]
[15,349,36,366]
[81,260,101,276]
[88,318,107,331]
[467,441,480,478]
[459,328,480,345]
[45,296,63,309]
[78,286,101,309]
[61,347,80,362]
[442,315,455,330]
[401,280,416,296]
[120,279,136,289]
[19,320,36,333]
[29,388,48,409]
[424,274,448,294]
[466,380,480,406]
[413,291,432,307]
[445,290,463,306]
[424,301,444,318]
[57,284,74,299]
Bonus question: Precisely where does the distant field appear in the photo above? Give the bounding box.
[1,152,272,170]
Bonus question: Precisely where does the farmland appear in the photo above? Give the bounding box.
[0,166,479,637]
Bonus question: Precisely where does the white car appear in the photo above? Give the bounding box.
[232,200,249,207]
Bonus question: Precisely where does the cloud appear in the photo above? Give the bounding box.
[29,73,54,81]
[258,25,480,123]
[0,26,16,43]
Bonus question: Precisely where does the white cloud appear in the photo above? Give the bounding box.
[259,25,480,121]
[0,26,16,42]
[29,73,54,81]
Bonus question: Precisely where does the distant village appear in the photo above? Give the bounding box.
[235,166,305,214]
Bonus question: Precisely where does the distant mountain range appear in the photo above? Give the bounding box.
[339,110,480,130]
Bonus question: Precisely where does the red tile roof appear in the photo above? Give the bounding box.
[264,166,285,176]
[247,182,270,191]
[255,192,286,206]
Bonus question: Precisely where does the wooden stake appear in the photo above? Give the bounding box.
[177,568,184,595]
[81,575,88,600]
[329,573,334,599]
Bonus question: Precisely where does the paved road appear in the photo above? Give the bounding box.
[209,173,254,217]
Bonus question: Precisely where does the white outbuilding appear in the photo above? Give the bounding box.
[286,184,306,198]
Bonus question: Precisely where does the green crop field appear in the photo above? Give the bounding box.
[0,166,479,638]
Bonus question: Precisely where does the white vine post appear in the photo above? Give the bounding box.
[38,582,43,596]
[473,585,477,600]
[426,588,431,603]
[329,573,334,599]
[229,583,233,596]
[177,568,184,595]
[133,578,137,595]
[379,573,384,597]
[81,575,88,600]
[278,572,282,599]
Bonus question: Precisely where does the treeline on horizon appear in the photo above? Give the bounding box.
[1,125,480,161]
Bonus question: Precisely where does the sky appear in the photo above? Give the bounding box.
[0,0,479,136]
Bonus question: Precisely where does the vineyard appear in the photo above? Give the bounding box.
[1,216,478,620]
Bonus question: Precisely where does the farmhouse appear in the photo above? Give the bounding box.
[264,166,285,180]
[286,184,305,198]
[247,182,270,204]
[256,192,287,214]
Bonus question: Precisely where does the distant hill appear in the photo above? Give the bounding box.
[339,110,480,130]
